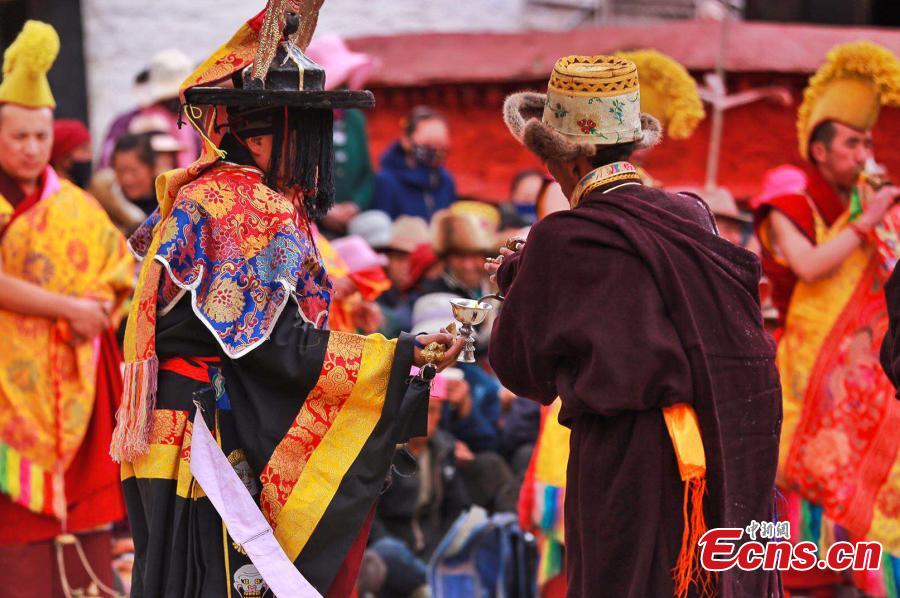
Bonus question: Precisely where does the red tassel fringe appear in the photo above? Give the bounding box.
[673,477,715,598]
[109,356,158,463]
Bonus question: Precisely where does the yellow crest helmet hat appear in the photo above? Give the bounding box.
[615,49,705,140]
[798,41,900,161]
[503,54,662,163]
[0,20,60,109]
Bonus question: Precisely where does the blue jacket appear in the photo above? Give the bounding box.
[372,141,457,221]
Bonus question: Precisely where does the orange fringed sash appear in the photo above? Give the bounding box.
[662,403,715,598]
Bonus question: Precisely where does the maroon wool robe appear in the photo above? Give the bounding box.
[490,179,783,597]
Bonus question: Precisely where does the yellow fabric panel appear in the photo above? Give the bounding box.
[121,461,135,481]
[275,333,395,560]
[130,445,181,481]
[122,413,197,499]
[533,400,570,488]
[5,450,20,498]
[662,404,706,481]
[28,464,44,513]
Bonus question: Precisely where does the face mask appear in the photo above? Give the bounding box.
[515,202,537,221]
[410,144,445,168]
[69,160,93,190]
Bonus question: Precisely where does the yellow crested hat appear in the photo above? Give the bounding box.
[0,20,60,109]
[616,49,705,140]
[798,41,900,160]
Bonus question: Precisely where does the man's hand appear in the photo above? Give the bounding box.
[413,332,465,371]
[65,297,111,341]
[484,247,516,285]
[351,301,383,334]
[454,440,475,465]
[331,276,357,302]
[858,184,900,231]
[499,387,517,412]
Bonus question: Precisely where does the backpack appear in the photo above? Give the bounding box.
[428,507,538,598]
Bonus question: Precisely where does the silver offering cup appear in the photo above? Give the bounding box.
[449,296,498,363]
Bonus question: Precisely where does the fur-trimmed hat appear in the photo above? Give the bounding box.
[431,210,497,257]
[503,55,662,163]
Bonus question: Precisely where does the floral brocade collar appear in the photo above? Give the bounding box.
[571,161,643,207]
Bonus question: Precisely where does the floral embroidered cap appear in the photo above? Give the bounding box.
[503,55,662,163]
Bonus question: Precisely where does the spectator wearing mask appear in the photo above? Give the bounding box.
[498,169,544,229]
[50,119,92,189]
[372,106,456,221]
[91,133,158,234]
[307,36,379,237]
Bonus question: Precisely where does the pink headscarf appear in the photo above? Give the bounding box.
[752,165,808,209]
[410,367,449,401]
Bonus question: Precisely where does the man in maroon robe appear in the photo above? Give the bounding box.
[488,55,782,597]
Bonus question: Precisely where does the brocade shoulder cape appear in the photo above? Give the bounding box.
[129,162,332,356]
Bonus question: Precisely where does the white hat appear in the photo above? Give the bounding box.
[347,210,393,249]
[142,49,193,107]
[411,293,457,335]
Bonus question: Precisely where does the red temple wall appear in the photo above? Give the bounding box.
[363,77,900,204]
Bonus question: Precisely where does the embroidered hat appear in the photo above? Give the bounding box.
[798,41,900,160]
[615,49,705,140]
[182,4,373,111]
[503,55,662,163]
[0,21,59,109]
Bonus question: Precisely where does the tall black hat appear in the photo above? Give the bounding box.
[179,1,373,217]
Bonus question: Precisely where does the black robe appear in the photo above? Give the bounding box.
[123,298,427,596]
[489,180,783,597]
[880,265,900,392]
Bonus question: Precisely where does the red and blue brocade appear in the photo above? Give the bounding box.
[129,163,332,358]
